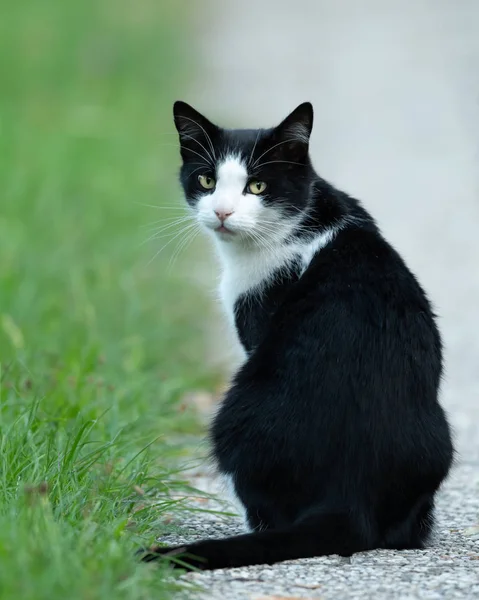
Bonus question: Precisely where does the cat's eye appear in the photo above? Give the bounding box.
[247,181,267,195]
[198,174,216,190]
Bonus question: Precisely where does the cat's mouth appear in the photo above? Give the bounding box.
[215,225,235,235]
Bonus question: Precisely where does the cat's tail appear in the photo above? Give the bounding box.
[139,510,375,571]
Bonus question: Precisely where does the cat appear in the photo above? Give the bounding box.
[140,101,454,570]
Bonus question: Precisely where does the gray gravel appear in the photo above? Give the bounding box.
[161,459,479,599]
[168,1,479,597]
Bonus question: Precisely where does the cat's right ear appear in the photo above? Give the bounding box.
[173,101,218,163]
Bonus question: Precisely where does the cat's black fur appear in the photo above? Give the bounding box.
[140,102,454,570]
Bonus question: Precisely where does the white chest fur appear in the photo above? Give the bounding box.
[216,243,298,322]
[215,228,338,326]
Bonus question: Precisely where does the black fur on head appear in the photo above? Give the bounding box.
[173,101,315,218]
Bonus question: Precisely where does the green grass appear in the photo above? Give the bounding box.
[0,1,218,598]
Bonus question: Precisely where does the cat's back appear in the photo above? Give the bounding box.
[283,223,438,336]
[213,219,451,493]
[244,222,443,405]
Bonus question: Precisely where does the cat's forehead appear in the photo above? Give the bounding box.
[217,127,273,160]
[225,128,270,142]
[214,157,248,190]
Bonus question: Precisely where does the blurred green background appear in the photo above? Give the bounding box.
[0,1,216,598]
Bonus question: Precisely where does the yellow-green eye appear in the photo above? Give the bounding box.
[247,181,267,195]
[198,174,216,190]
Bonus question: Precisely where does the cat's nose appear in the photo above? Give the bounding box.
[214,210,234,223]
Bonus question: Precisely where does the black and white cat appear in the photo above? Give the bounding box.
[141,101,454,570]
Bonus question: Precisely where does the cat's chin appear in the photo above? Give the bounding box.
[211,227,239,243]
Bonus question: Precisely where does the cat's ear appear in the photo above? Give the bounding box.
[173,101,218,163]
[271,102,313,162]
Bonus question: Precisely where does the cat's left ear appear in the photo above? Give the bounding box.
[173,101,219,163]
[271,102,313,162]
[276,102,314,142]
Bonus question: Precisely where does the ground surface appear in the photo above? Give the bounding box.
[161,1,479,598]
[162,463,479,600]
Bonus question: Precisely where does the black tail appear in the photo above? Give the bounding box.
[140,511,375,571]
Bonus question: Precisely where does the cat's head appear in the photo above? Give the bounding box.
[173,101,315,246]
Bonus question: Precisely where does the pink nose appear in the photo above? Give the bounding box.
[214,210,234,222]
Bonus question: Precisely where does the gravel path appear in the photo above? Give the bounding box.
[162,455,479,600]
[170,1,479,597]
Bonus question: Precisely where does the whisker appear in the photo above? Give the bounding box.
[141,227,183,247]
[167,226,202,273]
[181,133,215,167]
[146,223,198,266]
[155,141,212,166]
[141,215,196,237]
[140,214,190,228]
[248,129,262,167]
[135,202,188,210]
[187,165,209,180]
[245,226,276,255]
[143,212,194,225]
[141,218,196,246]
[179,145,213,166]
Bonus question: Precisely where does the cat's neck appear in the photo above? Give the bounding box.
[214,226,339,320]
[216,241,298,316]
[211,180,368,321]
